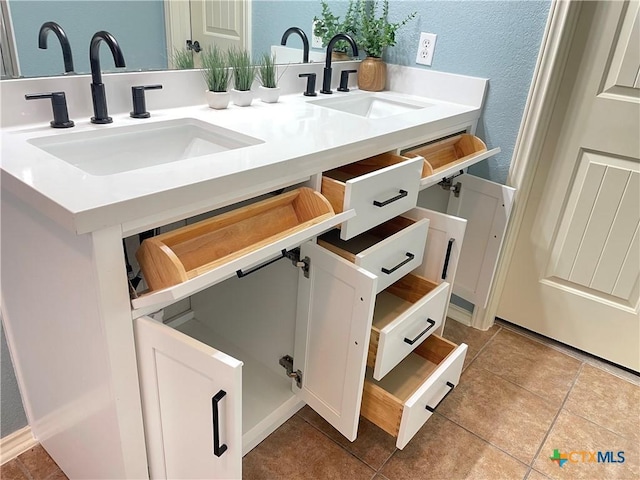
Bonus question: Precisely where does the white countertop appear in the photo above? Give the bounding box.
[1,66,487,235]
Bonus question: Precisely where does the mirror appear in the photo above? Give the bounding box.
[1,0,351,79]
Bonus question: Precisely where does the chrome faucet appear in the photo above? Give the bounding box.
[89,31,126,124]
[280,27,309,63]
[321,33,358,94]
[38,22,74,74]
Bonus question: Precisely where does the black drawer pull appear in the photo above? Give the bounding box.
[236,250,286,278]
[212,390,228,457]
[425,381,455,412]
[381,252,415,275]
[441,238,455,280]
[403,318,436,345]
[373,189,408,207]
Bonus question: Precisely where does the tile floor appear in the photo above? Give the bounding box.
[2,319,638,480]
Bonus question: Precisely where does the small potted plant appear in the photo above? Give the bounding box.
[257,52,280,103]
[201,45,231,109]
[228,47,256,107]
[171,47,194,70]
[313,0,358,60]
[357,0,416,91]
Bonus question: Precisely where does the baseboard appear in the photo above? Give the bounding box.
[447,303,473,326]
[0,426,36,465]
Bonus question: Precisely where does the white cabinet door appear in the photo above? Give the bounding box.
[293,241,378,441]
[135,316,243,480]
[447,174,515,308]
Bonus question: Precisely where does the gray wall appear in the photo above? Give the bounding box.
[1,320,28,437]
[8,0,167,77]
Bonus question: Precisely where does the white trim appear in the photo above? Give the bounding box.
[0,426,36,465]
[479,0,584,330]
[446,303,472,327]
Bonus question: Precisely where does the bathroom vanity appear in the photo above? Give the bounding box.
[1,65,511,479]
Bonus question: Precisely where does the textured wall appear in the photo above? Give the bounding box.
[8,0,167,77]
[1,320,28,437]
[253,0,551,184]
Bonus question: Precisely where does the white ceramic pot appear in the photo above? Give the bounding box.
[205,90,230,110]
[259,86,281,104]
[231,89,253,107]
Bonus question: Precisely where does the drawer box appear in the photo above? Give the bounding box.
[368,274,450,379]
[136,188,337,292]
[361,335,467,449]
[321,153,423,240]
[403,134,500,188]
[318,216,429,293]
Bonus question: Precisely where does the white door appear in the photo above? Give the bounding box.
[190,0,250,52]
[135,316,243,479]
[293,241,378,441]
[498,1,640,370]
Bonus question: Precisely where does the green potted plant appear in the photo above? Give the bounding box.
[313,0,358,59]
[228,47,256,107]
[201,45,231,109]
[356,0,416,91]
[257,52,281,103]
[171,47,194,70]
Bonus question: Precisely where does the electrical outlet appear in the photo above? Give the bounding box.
[415,32,437,66]
[311,21,323,49]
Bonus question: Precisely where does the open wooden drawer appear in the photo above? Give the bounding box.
[131,188,354,317]
[368,274,450,380]
[403,134,500,189]
[321,153,423,240]
[361,335,467,449]
[317,216,429,293]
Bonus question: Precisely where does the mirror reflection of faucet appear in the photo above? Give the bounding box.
[280,27,310,64]
[38,22,75,74]
[89,31,126,124]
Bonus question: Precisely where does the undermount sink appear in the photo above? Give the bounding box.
[29,118,263,176]
[310,93,432,119]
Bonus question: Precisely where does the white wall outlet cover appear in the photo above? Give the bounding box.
[416,32,437,66]
[311,21,323,49]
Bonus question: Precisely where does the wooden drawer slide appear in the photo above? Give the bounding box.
[361,335,467,449]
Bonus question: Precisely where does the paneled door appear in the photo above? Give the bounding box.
[498,1,640,370]
[190,0,250,52]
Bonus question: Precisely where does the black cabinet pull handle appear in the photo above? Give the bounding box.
[403,318,436,345]
[441,238,455,280]
[212,390,228,457]
[381,252,415,275]
[236,250,287,278]
[373,189,408,207]
[425,381,455,412]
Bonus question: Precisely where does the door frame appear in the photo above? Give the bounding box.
[477,0,584,330]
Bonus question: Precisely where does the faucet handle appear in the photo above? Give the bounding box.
[130,84,163,118]
[338,69,358,92]
[25,91,74,128]
[299,73,317,97]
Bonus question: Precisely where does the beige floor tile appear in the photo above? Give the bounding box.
[564,364,640,443]
[17,445,60,480]
[0,460,30,480]
[380,414,528,480]
[297,405,396,470]
[442,320,500,370]
[533,410,638,480]
[473,329,582,407]
[527,470,551,480]
[243,415,375,480]
[438,364,558,464]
